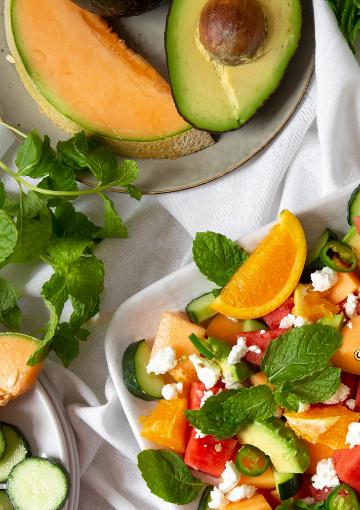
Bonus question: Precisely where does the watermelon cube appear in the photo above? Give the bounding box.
[241,329,285,365]
[189,382,223,410]
[333,445,360,493]
[263,297,294,329]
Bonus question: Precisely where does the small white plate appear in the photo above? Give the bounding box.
[105,182,357,508]
[0,373,80,510]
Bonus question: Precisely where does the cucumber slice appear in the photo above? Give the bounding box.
[348,184,360,225]
[274,471,302,501]
[319,313,344,330]
[7,457,70,510]
[189,334,217,359]
[0,428,5,461]
[242,319,267,332]
[186,291,218,324]
[122,340,164,401]
[301,229,338,282]
[0,424,31,483]
[198,486,212,510]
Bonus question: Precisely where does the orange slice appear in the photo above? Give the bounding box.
[285,405,360,450]
[293,284,339,322]
[211,211,306,319]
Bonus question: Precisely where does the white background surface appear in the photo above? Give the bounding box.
[1,0,360,509]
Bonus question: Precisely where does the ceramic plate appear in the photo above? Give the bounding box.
[105,182,357,509]
[0,373,80,510]
[0,1,314,194]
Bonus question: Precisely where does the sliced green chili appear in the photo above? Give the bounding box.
[235,445,270,476]
[320,240,357,272]
[326,483,360,510]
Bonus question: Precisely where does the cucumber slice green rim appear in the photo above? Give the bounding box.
[320,240,357,273]
[0,428,5,461]
[7,457,70,510]
[326,483,360,510]
[186,291,218,324]
[197,486,212,510]
[242,319,268,333]
[0,490,13,510]
[348,184,360,225]
[235,445,270,476]
[0,424,31,483]
[274,472,302,501]
[122,340,164,401]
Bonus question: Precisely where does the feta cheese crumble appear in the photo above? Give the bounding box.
[298,402,310,413]
[311,459,340,490]
[346,399,356,411]
[146,347,177,375]
[161,382,183,401]
[260,330,267,335]
[248,345,262,355]
[194,428,207,439]
[346,422,360,448]
[222,373,242,390]
[227,337,248,365]
[215,444,223,453]
[323,383,350,405]
[208,487,226,509]
[218,461,241,493]
[347,321,353,329]
[189,354,221,389]
[344,293,358,318]
[279,314,307,329]
[311,267,338,292]
[200,390,214,407]
[226,485,257,502]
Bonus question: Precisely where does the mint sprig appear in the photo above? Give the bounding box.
[0,121,142,366]
[192,231,248,286]
[185,385,276,438]
[326,0,360,49]
[261,324,342,411]
[137,450,204,504]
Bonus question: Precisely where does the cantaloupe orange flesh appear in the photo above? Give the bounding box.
[332,315,360,375]
[304,440,337,474]
[225,494,272,510]
[328,272,360,304]
[0,334,43,406]
[11,0,190,141]
[150,312,205,383]
[206,315,244,344]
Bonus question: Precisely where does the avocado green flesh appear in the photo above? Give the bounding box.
[166,0,302,132]
[71,0,167,16]
[237,418,310,474]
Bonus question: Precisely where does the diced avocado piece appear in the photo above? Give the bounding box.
[319,313,344,330]
[186,291,218,324]
[237,418,310,474]
[166,0,302,132]
[242,319,268,332]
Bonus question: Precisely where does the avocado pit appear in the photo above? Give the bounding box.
[198,0,267,66]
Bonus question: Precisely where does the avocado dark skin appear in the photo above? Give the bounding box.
[71,0,168,17]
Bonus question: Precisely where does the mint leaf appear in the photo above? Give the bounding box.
[11,207,52,263]
[192,231,248,286]
[41,272,68,341]
[16,130,43,175]
[0,277,21,330]
[0,210,18,264]
[261,324,341,384]
[52,323,90,367]
[0,182,5,209]
[47,238,94,269]
[126,184,142,201]
[115,160,139,186]
[276,500,325,509]
[96,194,128,239]
[86,146,118,185]
[137,450,204,505]
[70,296,99,329]
[47,161,78,192]
[185,385,276,438]
[57,132,91,168]
[53,201,100,239]
[274,367,342,411]
[66,256,104,301]
[21,191,48,219]
[21,135,57,179]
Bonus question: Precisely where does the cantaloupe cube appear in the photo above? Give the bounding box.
[0,333,43,406]
[333,315,360,375]
[225,494,272,510]
[206,315,243,344]
[304,440,337,474]
[328,272,360,304]
[150,312,205,383]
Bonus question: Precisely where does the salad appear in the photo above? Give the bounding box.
[122,185,360,510]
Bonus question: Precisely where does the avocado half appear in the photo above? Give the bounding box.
[166,0,302,133]
[71,0,167,16]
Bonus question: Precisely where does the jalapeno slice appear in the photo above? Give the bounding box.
[320,241,357,273]
[326,483,360,510]
[235,445,270,476]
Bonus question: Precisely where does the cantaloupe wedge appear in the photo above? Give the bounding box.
[5,0,214,159]
[303,440,337,474]
[150,312,205,383]
[240,467,275,490]
[0,333,43,406]
[206,315,244,344]
[225,495,272,510]
[333,315,360,375]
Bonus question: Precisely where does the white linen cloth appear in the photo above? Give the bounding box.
[1,1,360,508]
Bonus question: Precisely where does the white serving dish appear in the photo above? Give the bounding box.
[105,182,357,509]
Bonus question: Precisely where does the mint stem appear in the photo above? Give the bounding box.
[0,120,26,139]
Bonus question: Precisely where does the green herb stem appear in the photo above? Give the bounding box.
[0,120,26,139]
